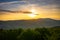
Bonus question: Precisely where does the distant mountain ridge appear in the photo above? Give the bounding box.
[0,18,60,29]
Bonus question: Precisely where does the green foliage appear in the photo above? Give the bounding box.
[0,28,60,40]
[17,29,40,40]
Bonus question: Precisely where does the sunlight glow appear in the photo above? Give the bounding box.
[31,9,36,14]
[28,9,37,18]
[28,14,36,18]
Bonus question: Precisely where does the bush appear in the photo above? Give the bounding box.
[0,28,60,40]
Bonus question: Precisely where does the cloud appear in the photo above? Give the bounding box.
[0,0,60,14]
[0,0,60,10]
[0,0,60,6]
[0,0,22,3]
[23,0,60,5]
[0,1,27,5]
[0,1,28,10]
[0,9,17,13]
[0,0,60,21]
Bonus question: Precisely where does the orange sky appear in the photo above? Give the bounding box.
[0,5,60,21]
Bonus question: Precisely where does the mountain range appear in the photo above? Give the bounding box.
[0,18,60,29]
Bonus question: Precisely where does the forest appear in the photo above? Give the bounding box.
[0,27,60,40]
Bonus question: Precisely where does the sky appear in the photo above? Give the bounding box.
[0,0,60,21]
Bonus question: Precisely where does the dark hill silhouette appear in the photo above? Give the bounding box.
[0,18,60,29]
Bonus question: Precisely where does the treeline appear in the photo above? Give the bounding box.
[0,28,60,40]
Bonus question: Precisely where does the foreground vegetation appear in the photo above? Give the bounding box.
[0,28,60,40]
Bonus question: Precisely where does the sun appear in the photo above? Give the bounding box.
[28,9,37,18]
[31,9,36,13]
[28,14,36,18]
